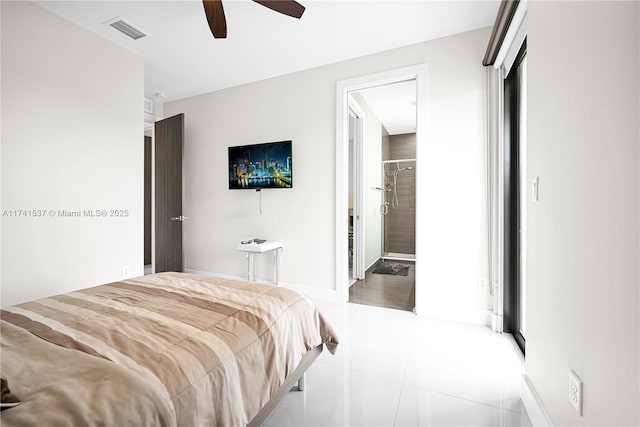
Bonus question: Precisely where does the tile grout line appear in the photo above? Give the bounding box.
[392,318,420,426]
[392,382,407,427]
[403,380,523,415]
[336,360,407,386]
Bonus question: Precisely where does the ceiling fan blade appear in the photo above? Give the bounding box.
[253,0,305,19]
[202,0,227,38]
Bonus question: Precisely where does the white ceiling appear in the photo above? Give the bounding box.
[35,0,499,102]
[358,80,417,135]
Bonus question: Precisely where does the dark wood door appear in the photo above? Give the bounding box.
[155,114,184,272]
[144,136,152,265]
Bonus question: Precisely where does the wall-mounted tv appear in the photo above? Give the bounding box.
[228,140,293,189]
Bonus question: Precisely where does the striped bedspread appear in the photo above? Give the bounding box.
[0,272,338,426]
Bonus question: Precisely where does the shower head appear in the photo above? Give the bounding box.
[398,166,413,172]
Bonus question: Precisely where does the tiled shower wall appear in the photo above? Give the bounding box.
[382,132,416,255]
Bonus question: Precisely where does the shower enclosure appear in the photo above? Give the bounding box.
[381,159,416,261]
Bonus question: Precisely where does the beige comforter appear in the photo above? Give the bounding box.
[0,272,338,426]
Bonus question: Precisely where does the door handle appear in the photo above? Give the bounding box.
[380,203,389,215]
[170,215,188,222]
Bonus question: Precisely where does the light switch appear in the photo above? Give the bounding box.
[532,176,539,202]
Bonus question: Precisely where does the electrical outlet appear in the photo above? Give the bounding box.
[122,265,131,279]
[478,277,488,289]
[569,370,583,415]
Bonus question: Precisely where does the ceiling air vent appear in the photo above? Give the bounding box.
[104,17,149,40]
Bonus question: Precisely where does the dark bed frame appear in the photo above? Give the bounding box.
[247,344,323,427]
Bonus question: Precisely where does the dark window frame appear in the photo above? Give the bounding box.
[504,39,527,355]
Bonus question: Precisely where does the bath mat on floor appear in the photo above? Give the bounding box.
[372,262,410,276]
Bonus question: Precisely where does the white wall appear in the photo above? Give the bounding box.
[1,1,144,306]
[526,1,639,425]
[350,92,383,271]
[417,32,491,321]
[166,28,491,321]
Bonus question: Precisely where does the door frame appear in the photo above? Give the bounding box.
[348,98,365,281]
[335,64,427,312]
[143,122,156,274]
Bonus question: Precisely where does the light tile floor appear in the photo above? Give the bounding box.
[265,300,532,427]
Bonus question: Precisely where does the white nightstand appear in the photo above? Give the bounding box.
[236,240,284,285]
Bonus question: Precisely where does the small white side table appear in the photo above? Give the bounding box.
[236,240,284,285]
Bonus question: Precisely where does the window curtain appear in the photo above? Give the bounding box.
[486,66,504,333]
[484,0,527,333]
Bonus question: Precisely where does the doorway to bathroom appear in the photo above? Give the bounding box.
[345,79,418,312]
[336,64,426,314]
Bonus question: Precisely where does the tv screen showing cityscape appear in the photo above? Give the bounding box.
[228,140,293,189]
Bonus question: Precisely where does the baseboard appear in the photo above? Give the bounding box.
[184,269,339,303]
[364,257,380,274]
[521,374,554,426]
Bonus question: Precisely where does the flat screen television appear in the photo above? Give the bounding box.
[228,140,293,189]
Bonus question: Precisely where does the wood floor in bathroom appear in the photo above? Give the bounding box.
[349,261,415,312]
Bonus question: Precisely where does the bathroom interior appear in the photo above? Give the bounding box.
[348,80,417,312]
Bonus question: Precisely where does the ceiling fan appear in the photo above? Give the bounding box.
[202,0,306,39]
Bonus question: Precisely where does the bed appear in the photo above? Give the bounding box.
[0,272,338,426]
